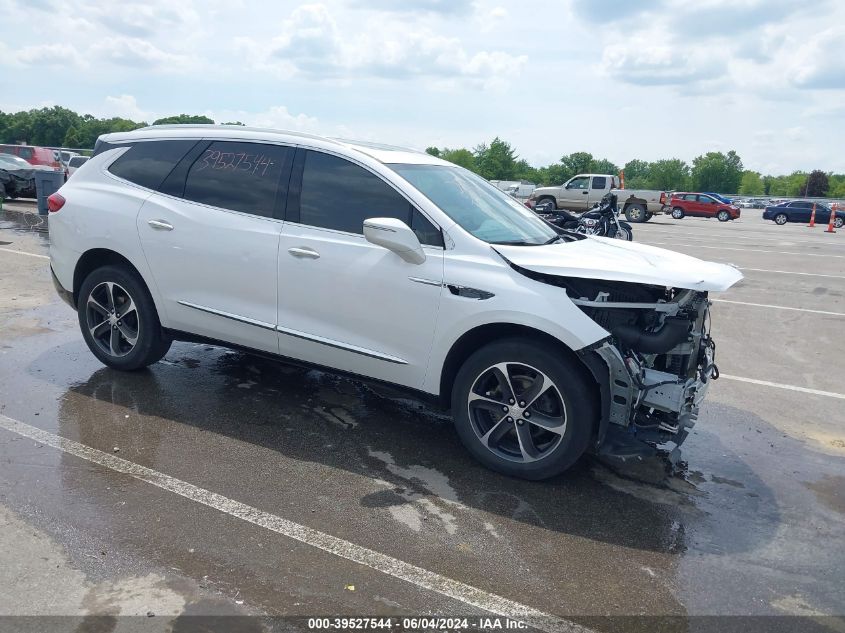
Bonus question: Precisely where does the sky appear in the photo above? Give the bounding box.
[1,0,843,175]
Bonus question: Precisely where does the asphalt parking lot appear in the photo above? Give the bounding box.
[0,203,843,631]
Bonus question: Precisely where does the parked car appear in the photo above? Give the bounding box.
[669,193,741,221]
[528,173,667,223]
[66,155,89,177]
[48,125,742,480]
[704,192,732,204]
[0,144,63,171]
[0,153,52,198]
[762,200,844,227]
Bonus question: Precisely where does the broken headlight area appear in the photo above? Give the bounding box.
[521,269,719,454]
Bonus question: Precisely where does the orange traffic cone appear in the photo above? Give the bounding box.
[825,208,837,233]
[808,203,816,227]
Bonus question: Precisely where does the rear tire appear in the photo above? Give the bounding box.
[624,204,646,223]
[671,207,685,219]
[835,217,844,229]
[77,265,171,371]
[451,338,596,480]
[774,213,788,225]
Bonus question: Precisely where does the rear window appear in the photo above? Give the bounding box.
[18,147,33,160]
[108,140,197,190]
[591,176,607,190]
[68,156,88,167]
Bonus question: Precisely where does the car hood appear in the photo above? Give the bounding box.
[494,236,743,291]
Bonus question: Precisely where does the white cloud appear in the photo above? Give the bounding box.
[104,95,151,121]
[13,43,86,68]
[244,3,526,88]
[89,37,194,71]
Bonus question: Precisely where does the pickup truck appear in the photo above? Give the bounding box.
[528,173,667,222]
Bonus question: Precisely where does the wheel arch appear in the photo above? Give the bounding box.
[73,249,148,309]
[437,322,598,409]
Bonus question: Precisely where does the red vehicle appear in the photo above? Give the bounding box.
[669,192,741,222]
[0,144,63,171]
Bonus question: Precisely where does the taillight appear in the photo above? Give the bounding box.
[47,193,66,213]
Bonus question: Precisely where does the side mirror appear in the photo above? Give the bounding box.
[363,217,426,265]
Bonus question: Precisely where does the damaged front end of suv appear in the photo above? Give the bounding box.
[512,261,736,458]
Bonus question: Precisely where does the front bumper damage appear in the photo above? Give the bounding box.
[576,288,718,457]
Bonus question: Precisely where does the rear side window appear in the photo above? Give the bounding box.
[591,176,606,189]
[296,150,442,245]
[109,140,196,190]
[683,194,697,201]
[182,141,292,217]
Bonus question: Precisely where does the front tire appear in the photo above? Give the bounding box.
[717,210,730,222]
[451,338,596,480]
[78,265,171,371]
[624,204,646,223]
[671,207,685,219]
[774,213,788,225]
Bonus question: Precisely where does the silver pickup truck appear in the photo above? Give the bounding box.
[528,173,667,222]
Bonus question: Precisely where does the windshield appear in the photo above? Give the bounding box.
[390,164,557,245]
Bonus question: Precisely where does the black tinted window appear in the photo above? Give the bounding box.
[591,176,607,189]
[298,151,441,245]
[182,142,292,217]
[109,140,196,190]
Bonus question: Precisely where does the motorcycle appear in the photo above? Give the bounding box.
[533,193,633,240]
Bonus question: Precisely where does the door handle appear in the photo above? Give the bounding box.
[582,191,588,194]
[148,219,174,231]
[288,246,320,259]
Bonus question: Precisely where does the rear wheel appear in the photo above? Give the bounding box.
[717,210,730,222]
[451,338,596,480]
[671,207,685,219]
[774,213,788,225]
[624,204,646,223]
[835,217,844,228]
[78,265,171,371]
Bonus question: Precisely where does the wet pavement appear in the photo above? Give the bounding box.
[0,203,843,631]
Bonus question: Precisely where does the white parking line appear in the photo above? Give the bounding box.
[0,247,49,260]
[719,375,845,400]
[644,242,845,258]
[638,230,844,248]
[711,299,845,317]
[737,267,845,280]
[0,413,588,633]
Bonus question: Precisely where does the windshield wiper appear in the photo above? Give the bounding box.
[542,235,563,245]
[490,240,540,246]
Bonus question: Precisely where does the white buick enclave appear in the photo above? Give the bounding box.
[48,125,742,479]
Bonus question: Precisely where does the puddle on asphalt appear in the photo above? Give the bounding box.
[0,208,50,237]
[803,475,845,514]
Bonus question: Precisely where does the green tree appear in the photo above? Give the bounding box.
[63,126,82,148]
[425,146,441,157]
[559,152,594,179]
[738,170,765,195]
[153,114,214,125]
[649,159,690,191]
[803,170,829,197]
[690,150,743,193]
[590,158,620,176]
[440,148,476,171]
[622,159,651,187]
[473,137,518,180]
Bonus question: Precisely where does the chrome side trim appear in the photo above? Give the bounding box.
[276,325,408,365]
[408,276,443,287]
[177,301,276,331]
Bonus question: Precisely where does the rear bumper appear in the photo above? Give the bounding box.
[50,265,75,309]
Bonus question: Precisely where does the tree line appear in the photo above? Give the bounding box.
[1,106,841,197]
[426,138,843,198]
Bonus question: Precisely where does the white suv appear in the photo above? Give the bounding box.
[48,125,741,479]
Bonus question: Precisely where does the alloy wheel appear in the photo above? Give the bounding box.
[467,362,567,464]
[85,281,140,357]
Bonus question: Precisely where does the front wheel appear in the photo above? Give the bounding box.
[774,213,788,225]
[451,338,596,480]
[717,210,730,222]
[610,223,633,241]
[78,265,171,371]
[671,207,685,219]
